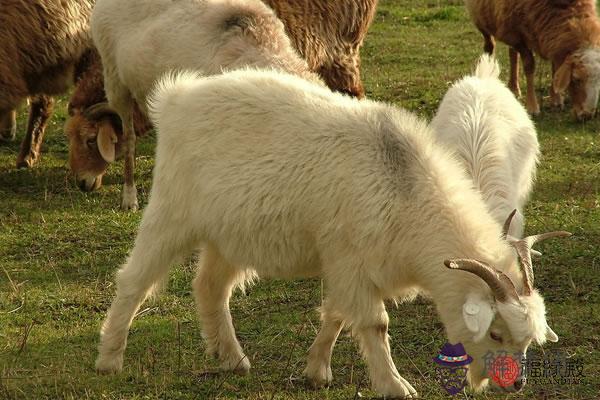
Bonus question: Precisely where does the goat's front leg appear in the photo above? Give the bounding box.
[16,95,54,168]
[304,305,344,387]
[193,245,251,374]
[508,47,521,98]
[120,107,138,211]
[355,314,418,398]
[518,46,540,115]
[327,277,418,399]
[0,109,16,141]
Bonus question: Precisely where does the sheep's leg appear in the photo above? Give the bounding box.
[508,47,521,98]
[16,95,54,168]
[303,305,344,387]
[550,61,564,109]
[193,245,251,374]
[327,280,417,398]
[0,109,16,142]
[518,46,540,115]
[481,31,495,55]
[120,107,138,211]
[96,206,194,373]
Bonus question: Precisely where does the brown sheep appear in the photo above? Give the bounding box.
[264,0,379,98]
[0,0,94,167]
[65,0,378,197]
[65,50,151,191]
[465,0,600,120]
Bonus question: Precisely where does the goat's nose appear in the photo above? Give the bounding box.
[513,376,525,392]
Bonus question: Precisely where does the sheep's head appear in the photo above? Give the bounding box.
[64,103,122,192]
[443,212,571,393]
[553,48,600,120]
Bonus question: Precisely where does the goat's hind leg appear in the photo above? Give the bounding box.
[193,245,252,374]
[96,206,195,373]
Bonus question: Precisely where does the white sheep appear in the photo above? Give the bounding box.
[90,0,320,210]
[95,68,569,398]
[430,55,539,239]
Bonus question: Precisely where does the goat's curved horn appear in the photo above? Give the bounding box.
[502,209,518,239]
[83,102,120,121]
[508,231,572,295]
[444,259,519,303]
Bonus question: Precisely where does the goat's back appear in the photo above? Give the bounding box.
[430,59,538,230]
[146,69,503,277]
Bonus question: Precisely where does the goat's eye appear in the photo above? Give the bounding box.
[490,331,503,343]
[86,139,97,148]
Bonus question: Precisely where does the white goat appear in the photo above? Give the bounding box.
[430,55,539,239]
[96,69,568,398]
[90,0,319,210]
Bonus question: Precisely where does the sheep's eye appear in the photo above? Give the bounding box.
[490,331,503,343]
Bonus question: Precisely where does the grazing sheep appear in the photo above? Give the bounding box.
[64,49,151,192]
[90,0,320,210]
[264,0,378,98]
[95,68,569,397]
[465,0,600,119]
[0,0,94,167]
[430,55,539,238]
[65,0,375,195]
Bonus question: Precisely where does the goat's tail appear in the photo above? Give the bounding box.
[474,54,500,79]
[147,70,205,127]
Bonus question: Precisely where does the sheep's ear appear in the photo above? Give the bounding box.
[553,59,573,94]
[546,325,559,343]
[97,120,118,163]
[462,296,494,342]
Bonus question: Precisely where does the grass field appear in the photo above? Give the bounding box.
[1,1,599,399]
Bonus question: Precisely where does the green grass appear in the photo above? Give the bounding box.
[1,1,599,399]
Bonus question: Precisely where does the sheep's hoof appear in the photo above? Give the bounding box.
[95,354,124,374]
[16,153,38,169]
[0,127,16,142]
[303,363,333,388]
[121,185,139,211]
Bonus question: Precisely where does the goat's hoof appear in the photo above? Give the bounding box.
[303,363,333,388]
[95,354,123,374]
[374,376,418,399]
[220,354,251,375]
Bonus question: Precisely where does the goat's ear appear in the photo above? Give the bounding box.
[97,119,118,163]
[553,59,573,94]
[462,296,494,342]
[546,325,559,343]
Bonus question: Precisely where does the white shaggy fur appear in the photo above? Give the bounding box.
[96,69,558,397]
[90,0,320,210]
[430,55,539,238]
